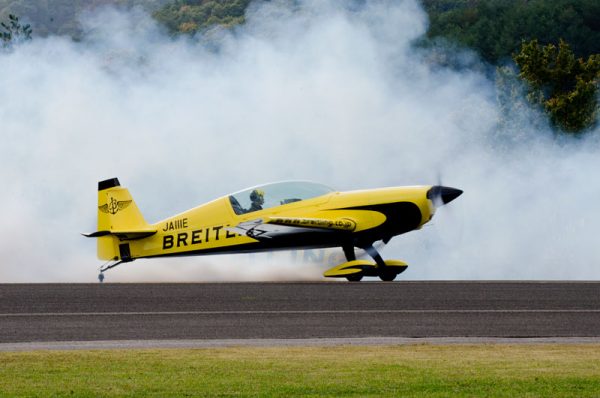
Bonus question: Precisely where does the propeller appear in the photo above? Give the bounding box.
[425,177,465,252]
[427,185,463,208]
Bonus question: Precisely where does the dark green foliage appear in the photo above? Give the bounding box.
[1,13,31,47]
[496,66,536,136]
[3,0,599,134]
[423,0,600,64]
[424,0,600,133]
[153,0,251,34]
[514,39,600,133]
[0,0,169,38]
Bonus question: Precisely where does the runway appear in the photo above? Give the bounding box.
[0,282,599,345]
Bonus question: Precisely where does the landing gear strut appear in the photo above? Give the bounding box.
[361,243,398,282]
[342,243,363,281]
[323,242,407,281]
[342,242,400,282]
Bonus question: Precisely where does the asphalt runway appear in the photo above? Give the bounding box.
[0,282,599,345]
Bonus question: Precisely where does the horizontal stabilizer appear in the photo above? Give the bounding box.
[82,229,156,241]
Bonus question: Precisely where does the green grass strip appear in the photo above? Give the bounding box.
[1,344,599,397]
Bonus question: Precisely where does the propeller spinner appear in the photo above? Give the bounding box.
[427,185,463,207]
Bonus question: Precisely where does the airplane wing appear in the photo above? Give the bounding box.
[228,216,356,240]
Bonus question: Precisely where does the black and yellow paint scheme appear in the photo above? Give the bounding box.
[84,178,462,282]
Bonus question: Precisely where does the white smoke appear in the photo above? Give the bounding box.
[0,0,598,282]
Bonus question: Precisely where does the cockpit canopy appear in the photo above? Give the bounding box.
[229,181,334,215]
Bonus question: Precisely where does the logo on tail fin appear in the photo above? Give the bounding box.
[99,197,132,215]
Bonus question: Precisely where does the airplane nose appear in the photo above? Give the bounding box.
[427,186,463,205]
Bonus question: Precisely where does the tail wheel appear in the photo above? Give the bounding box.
[346,274,363,282]
[379,271,397,282]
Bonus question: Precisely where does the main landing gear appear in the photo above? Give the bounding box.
[346,274,364,282]
[358,243,406,282]
[322,242,408,282]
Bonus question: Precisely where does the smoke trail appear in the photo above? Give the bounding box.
[0,0,598,282]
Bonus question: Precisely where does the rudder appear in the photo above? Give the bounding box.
[95,178,151,261]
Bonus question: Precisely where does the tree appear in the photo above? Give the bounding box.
[153,0,250,35]
[514,39,600,133]
[1,14,32,48]
[423,0,600,64]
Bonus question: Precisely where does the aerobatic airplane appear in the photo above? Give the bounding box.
[85,178,462,282]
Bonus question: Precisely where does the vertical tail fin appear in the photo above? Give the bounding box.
[93,178,154,261]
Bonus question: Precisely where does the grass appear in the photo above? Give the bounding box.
[0,344,599,397]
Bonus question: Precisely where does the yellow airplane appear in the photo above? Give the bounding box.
[84,178,462,282]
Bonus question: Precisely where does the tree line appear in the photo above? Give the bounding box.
[422,0,599,64]
[1,0,599,133]
[1,13,30,47]
[0,0,168,37]
[421,0,599,133]
[153,0,249,34]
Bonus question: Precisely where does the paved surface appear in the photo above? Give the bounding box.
[0,282,599,344]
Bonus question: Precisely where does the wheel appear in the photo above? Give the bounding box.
[378,271,396,282]
[346,274,363,282]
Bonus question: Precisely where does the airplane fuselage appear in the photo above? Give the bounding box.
[88,179,462,281]
[133,186,434,259]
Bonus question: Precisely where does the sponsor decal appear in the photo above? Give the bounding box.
[270,217,356,231]
[162,218,188,232]
[98,197,131,215]
[162,225,237,250]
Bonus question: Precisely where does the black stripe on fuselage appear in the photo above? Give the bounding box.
[339,202,423,246]
[142,201,421,260]
[144,233,346,260]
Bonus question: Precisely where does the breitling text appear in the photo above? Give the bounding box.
[162,226,237,249]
